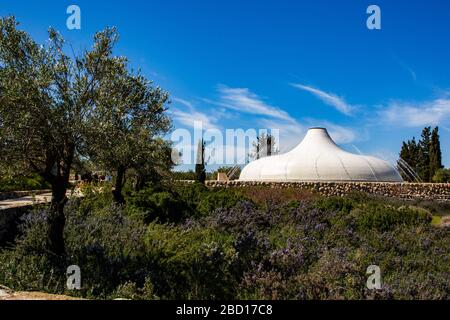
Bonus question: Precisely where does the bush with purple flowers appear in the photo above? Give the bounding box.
[0,185,448,299]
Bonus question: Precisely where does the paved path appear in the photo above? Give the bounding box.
[0,192,52,210]
[0,190,81,210]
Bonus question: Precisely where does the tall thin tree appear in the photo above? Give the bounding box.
[429,126,443,179]
[195,139,206,183]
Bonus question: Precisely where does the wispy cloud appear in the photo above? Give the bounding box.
[171,97,220,130]
[393,55,417,81]
[205,85,295,122]
[401,64,417,81]
[258,118,306,153]
[258,118,359,153]
[378,96,450,127]
[290,83,356,116]
[172,97,194,109]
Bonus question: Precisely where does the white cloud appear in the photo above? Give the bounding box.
[393,55,417,81]
[171,97,219,130]
[207,85,295,122]
[290,83,356,116]
[379,97,450,127]
[172,87,360,157]
[258,118,306,153]
[172,97,194,109]
[258,118,359,153]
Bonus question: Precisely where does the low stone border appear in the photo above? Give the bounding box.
[203,181,450,201]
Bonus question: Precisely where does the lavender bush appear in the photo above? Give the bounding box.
[0,185,448,299]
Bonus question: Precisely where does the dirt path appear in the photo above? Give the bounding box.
[0,286,81,300]
[0,193,52,210]
[0,190,82,211]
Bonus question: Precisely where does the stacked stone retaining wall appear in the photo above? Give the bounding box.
[203,181,450,201]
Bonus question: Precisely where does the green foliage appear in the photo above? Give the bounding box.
[172,182,209,206]
[112,278,155,300]
[171,170,197,181]
[432,168,450,183]
[130,189,187,223]
[0,200,150,299]
[398,126,444,182]
[418,126,432,182]
[315,196,355,214]
[0,17,173,253]
[0,172,50,192]
[251,132,278,160]
[196,188,246,217]
[429,127,443,178]
[351,204,431,232]
[128,183,249,222]
[145,223,237,299]
[0,184,448,300]
[195,139,206,184]
[398,137,420,181]
[0,16,123,186]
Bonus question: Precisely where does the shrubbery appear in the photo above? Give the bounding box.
[0,173,50,192]
[432,168,450,183]
[0,184,448,299]
[128,183,249,222]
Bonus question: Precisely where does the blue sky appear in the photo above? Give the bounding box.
[2,0,450,169]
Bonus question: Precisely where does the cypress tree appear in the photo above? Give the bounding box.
[267,134,273,157]
[195,139,206,183]
[398,137,420,181]
[418,127,432,181]
[398,141,411,181]
[252,133,277,160]
[429,126,443,180]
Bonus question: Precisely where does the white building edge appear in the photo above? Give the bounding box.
[239,127,403,182]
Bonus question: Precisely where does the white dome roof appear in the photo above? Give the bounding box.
[239,127,403,182]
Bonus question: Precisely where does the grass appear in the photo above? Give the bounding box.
[431,216,442,226]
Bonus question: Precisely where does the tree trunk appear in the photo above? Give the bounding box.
[47,177,68,256]
[45,144,73,256]
[134,175,146,192]
[113,165,126,204]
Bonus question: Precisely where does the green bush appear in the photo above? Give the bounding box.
[432,168,450,183]
[0,173,50,192]
[130,188,188,223]
[196,188,247,217]
[351,204,431,232]
[0,184,448,300]
[0,201,150,299]
[145,223,237,299]
[315,196,355,214]
[129,183,249,221]
[112,278,155,300]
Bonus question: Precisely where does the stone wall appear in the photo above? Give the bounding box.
[204,181,450,201]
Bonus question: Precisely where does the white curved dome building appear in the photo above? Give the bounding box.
[239,127,403,182]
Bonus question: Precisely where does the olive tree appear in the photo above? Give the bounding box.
[85,63,172,203]
[0,17,169,254]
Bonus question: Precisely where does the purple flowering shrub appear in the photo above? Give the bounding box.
[0,186,448,299]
